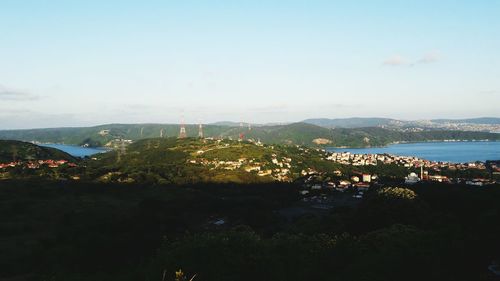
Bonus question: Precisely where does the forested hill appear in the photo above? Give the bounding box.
[0,140,76,162]
[85,137,338,184]
[0,124,235,147]
[329,127,500,147]
[0,123,333,147]
[1,123,499,148]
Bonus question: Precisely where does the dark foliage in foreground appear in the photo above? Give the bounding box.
[0,180,499,281]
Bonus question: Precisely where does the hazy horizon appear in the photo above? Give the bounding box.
[0,116,499,131]
[1,1,499,129]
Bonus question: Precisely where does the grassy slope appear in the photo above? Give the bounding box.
[87,138,275,184]
[85,137,344,184]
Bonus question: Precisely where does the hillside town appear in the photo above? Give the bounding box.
[1,140,498,187]
[185,141,499,187]
[0,159,77,170]
[187,149,294,181]
[406,121,500,133]
[325,150,489,171]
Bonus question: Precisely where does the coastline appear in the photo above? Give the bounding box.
[326,140,500,163]
[39,143,111,158]
[328,139,500,149]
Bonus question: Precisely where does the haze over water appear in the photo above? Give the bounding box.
[328,141,500,163]
[41,144,109,158]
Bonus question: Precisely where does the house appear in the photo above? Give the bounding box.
[428,175,449,183]
[466,180,483,186]
[362,174,371,183]
[311,184,322,190]
[325,181,336,188]
[258,170,272,177]
[354,182,370,191]
[336,180,351,191]
[213,219,226,226]
[244,166,261,172]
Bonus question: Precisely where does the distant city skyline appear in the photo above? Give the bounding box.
[1,0,499,129]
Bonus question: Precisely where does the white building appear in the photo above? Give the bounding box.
[405,172,420,184]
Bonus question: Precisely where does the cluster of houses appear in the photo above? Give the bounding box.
[489,161,500,174]
[405,171,497,186]
[420,121,500,133]
[302,171,376,192]
[326,151,498,186]
[326,151,470,169]
[404,172,453,184]
[187,148,294,181]
[326,151,489,170]
[297,171,375,205]
[0,160,77,170]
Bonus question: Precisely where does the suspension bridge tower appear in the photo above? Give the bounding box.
[179,117,187,139]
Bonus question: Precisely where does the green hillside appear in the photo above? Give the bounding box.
[213,122,335,146]
[84,137,341,184]
[0,140,76,162]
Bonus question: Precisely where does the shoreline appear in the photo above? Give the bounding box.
[40,143,112,158]
[40,143,110,150]
[328,139,500,149]
[325,140,500,163]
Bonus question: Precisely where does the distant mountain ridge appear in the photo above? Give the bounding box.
[430,117,500,124]
[209,121,288,127]
[302,117,500,128]
[302,117,399,128]
[1,121,499,148]
[0,123,331,147]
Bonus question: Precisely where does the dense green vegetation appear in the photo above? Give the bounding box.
[84,138,268,184]
[242,122,334,145]
[0,180,499,281]
[1,139,500,280]
[0,180,299,281]
[2,138,495,184]
[83,137,344,184]
[0,140,76,162]
[1,122,499,148]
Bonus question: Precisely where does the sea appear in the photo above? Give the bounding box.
[42,141,500,163]
[40,144,110,158]
[326,141,500,163]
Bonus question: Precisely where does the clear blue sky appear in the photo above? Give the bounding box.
[1,0,499,129]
